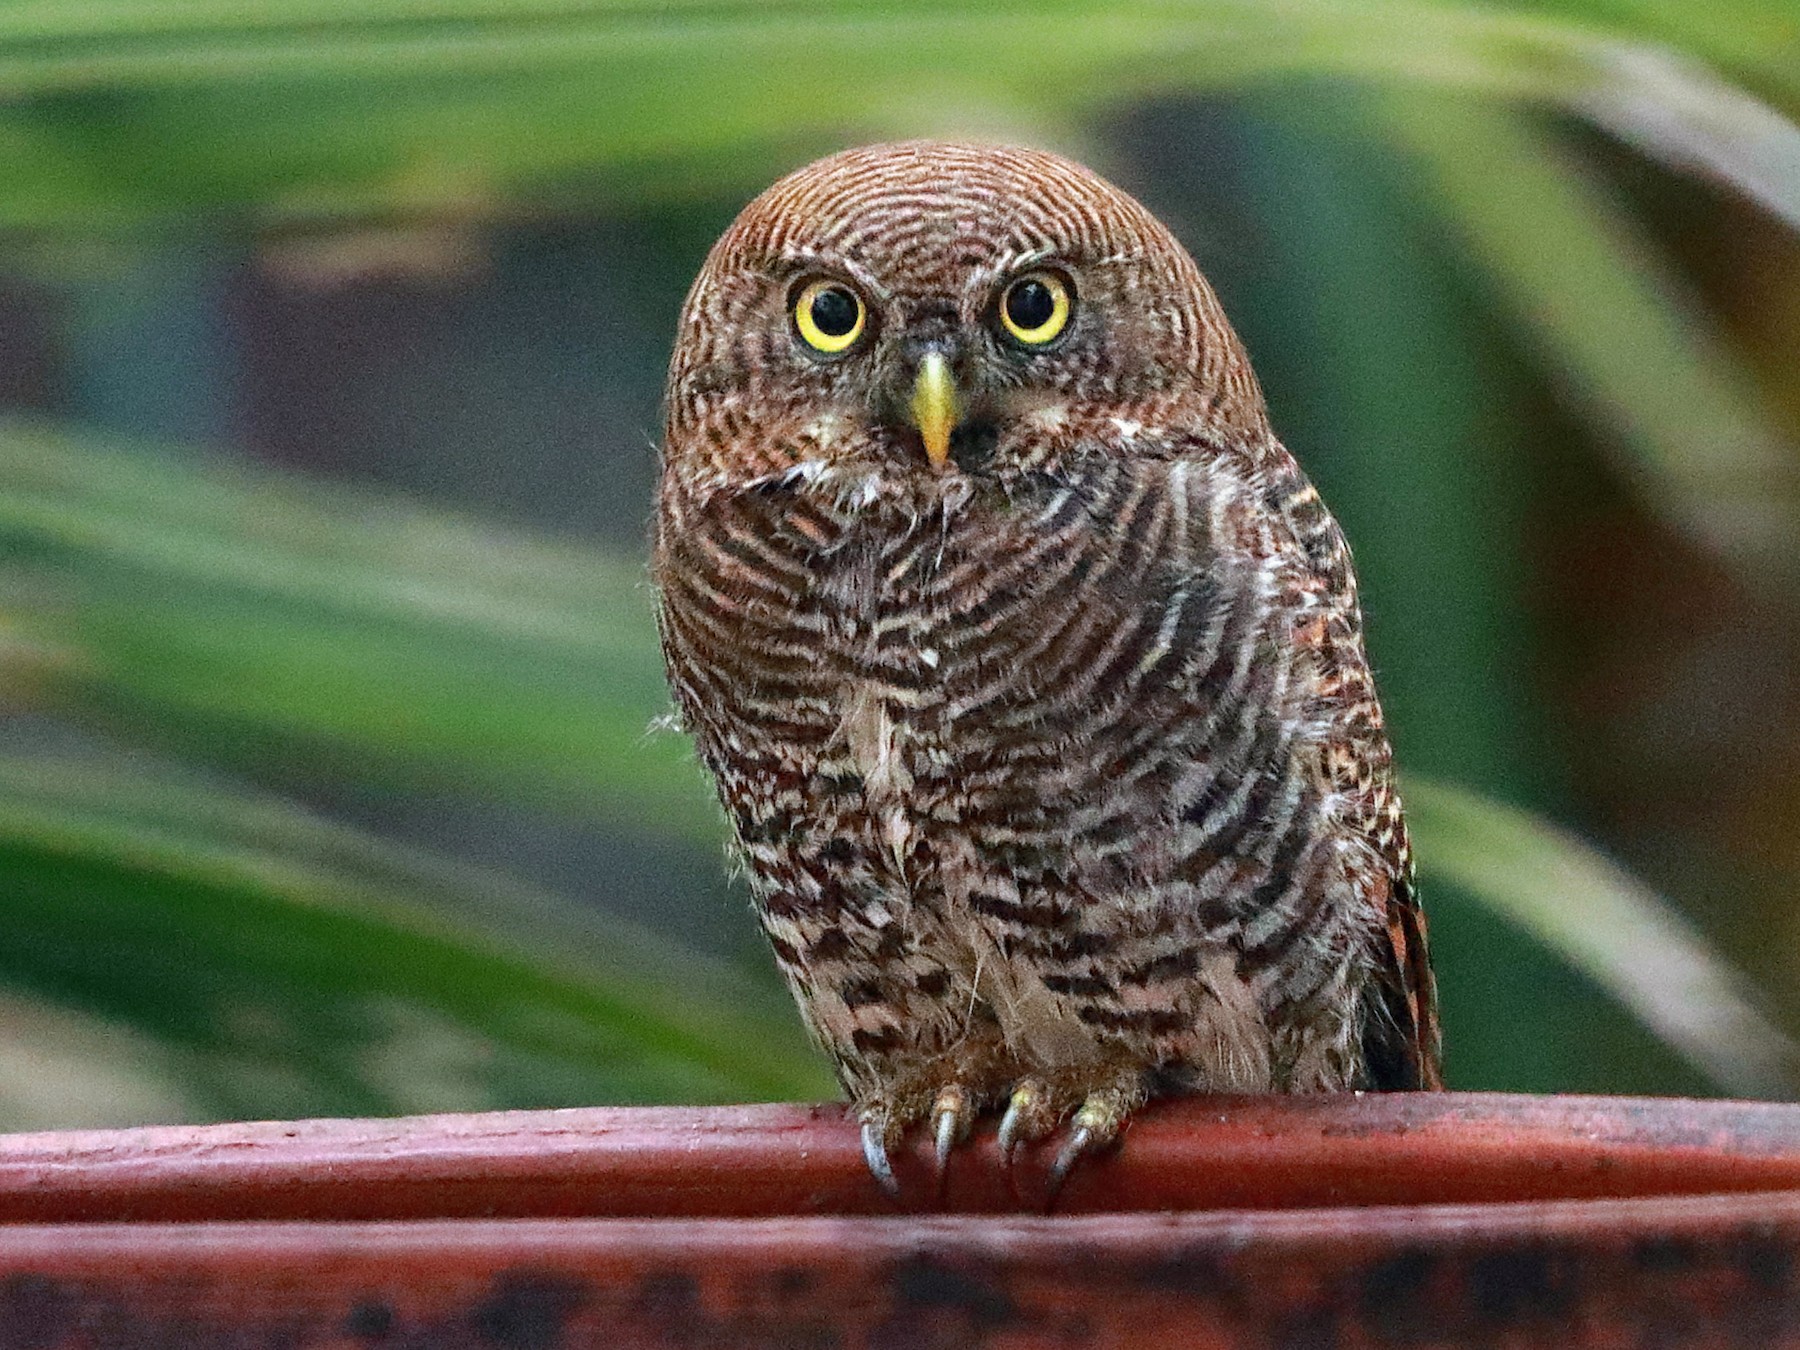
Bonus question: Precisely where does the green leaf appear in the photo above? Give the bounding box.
[1408,777,1798,1099]
[1379,95,1800,584]
[0,754,831,1125]
[0,2,1793,231]
[0,419,716,828]
[0,988,201,1131]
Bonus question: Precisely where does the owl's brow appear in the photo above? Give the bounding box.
[997,246,1142,276]
[743,249,892,300]
[1063,250,1144,270]
[1000,246,1058,271]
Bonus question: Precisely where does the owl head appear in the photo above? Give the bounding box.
[664,141,1269,491]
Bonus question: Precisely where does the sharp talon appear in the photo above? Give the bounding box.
[996,1102,1023,1161]
[934,1105,959,1159]
[1047,1124,1094,1200]
[861,1119,899,1198]
[996,1081,1041,1162]
[933,1095,963,1178]
[1047,1093,1130,1201]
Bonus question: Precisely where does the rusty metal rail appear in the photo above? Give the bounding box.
[2,1093,1798,1346]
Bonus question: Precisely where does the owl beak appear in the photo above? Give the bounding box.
[908,350,960,469]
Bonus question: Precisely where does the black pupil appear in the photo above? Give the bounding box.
[810,287,859,337]
[1006,279,1057,331]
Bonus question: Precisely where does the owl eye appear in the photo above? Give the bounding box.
[999,271,1073,346]
[793,279,867,354]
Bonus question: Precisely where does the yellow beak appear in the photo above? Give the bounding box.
[909,350,959,469]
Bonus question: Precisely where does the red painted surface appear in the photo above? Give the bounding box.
[1,1093,1798,1346]
[3,1093,1800,1222]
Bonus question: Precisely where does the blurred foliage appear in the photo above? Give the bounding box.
[1,0,1798,1124]
[0,755,830,1122]
[0,423,708,825]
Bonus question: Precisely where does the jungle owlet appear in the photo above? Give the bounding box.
[653,141,1441,1192]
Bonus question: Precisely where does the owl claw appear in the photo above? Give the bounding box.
[1046,1092,1131,1199]
[995,1095,1026,1161]
[931,1084,970,1183]
[860,1118,899,1198]
[1047,1124,1095,1199]
[996,1079,1050,1162]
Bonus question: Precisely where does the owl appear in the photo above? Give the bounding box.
[653,141,1441,1194]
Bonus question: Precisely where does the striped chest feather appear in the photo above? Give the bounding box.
[656,454,1334,917]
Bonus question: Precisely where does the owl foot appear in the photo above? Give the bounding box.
[853,1054,1145,1201]
[852,1036,1015,1197]
[992,1069,1147,1206]
[853,1087,986,1202]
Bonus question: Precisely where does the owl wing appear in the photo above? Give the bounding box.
[1361,847,1444,1089]
[1196,437,1443,1090]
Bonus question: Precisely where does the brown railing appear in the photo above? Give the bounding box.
[2,1093,1798,1345]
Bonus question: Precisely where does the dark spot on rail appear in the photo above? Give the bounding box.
[769,1267,816,1301]
[1131,1246,1234,1298]
[1467,1246,1576,1325]
[1734,1226,1795,1291]
[891,1256,1015,1329]
[1358,1247,1438,1343]
[1632,1236,1701,1273]
[1361,1247,1434,1308]
[0,1273,75,1348]
[344,1299,396,1340]
[1272,1307,1344,1350]
[471,1271,588,1349]
[633,1270,699,1321]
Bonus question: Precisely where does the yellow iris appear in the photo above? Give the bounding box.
[999,272,1072,345]
[793,280,866,353]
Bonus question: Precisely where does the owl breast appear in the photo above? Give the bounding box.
[656,448,1375,1099]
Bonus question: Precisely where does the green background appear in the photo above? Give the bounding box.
[1,0,1797,1127]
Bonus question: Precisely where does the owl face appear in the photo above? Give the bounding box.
[665,142,1267,491]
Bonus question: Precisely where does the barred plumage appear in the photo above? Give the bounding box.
[654,142,1440,1188]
